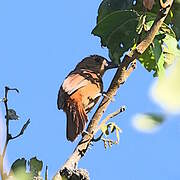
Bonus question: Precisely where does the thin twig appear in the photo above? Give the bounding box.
[45,165,48,180]
[95,106,126,134]
[0,87,9,180]
[0,87,11,180]
[2,87,19,158]
[10,119,30,140]
[92,133,103,142]
[0,86,22,180]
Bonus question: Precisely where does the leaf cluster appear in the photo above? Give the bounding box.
[100,122,122,148]
[8,157,46,180]
[92,0,180,76]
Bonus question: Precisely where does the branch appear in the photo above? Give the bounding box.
[10,119,30,140]
[0,87,30,180]
[2,87,19,158]
[0,87,19,180]
[53,1,174,179]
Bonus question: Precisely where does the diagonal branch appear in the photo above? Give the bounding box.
[53,1,174,179]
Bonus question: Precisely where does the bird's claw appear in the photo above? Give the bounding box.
[82,131,93,139]
[102,92,115,102]
[82,130,89,137]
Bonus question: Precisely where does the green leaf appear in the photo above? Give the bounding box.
[162,34,180,67]
[136,15,147,34]
[153,38,162,61]
[138,38,165,77]
[147,113,164,124]
[152,38,165,77]
[97,0,134,23]
[171,1,180,39]
[160,23,176,38]
[7,109,19,120]
[132,113,164,133]
[9,157,44,180]
[19,119,30,136]
[101,124,109,135]
[29,157,43,177]
[100,122,122,149]
[134,0,180,38]
[92,10,139,63]
[9,158,31,180]
[151,60,180,113]
[138,41,159,75]
[139,24,179,77]
[10,158,26,174]
[98,0,180,38]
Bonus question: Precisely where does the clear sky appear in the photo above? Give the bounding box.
[0,0,180,179]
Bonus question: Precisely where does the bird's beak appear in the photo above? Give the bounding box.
[105,61,119,70]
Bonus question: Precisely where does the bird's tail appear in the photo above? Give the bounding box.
[65,99,88,142]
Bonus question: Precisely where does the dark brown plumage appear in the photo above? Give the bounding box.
[57,55,118,142]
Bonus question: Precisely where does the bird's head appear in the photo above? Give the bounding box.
[75,55,119,76]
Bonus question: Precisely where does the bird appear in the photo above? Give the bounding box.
[57,55,118,142]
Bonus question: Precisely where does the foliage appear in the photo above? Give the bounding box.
[132,113,164,132]
[8,157,45,180]
[100,122,122,148]
[92,0,180,77]
[151,59,180,113]
[92,10,139,64]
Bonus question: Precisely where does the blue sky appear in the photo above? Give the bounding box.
[0,0,180,179]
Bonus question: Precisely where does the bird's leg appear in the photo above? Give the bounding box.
[82,130,94,140]
[93,92,115,102]
[93,92,102,99]
[102,92,115,102]
[81,131,94,149]
[82,130,89,136]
